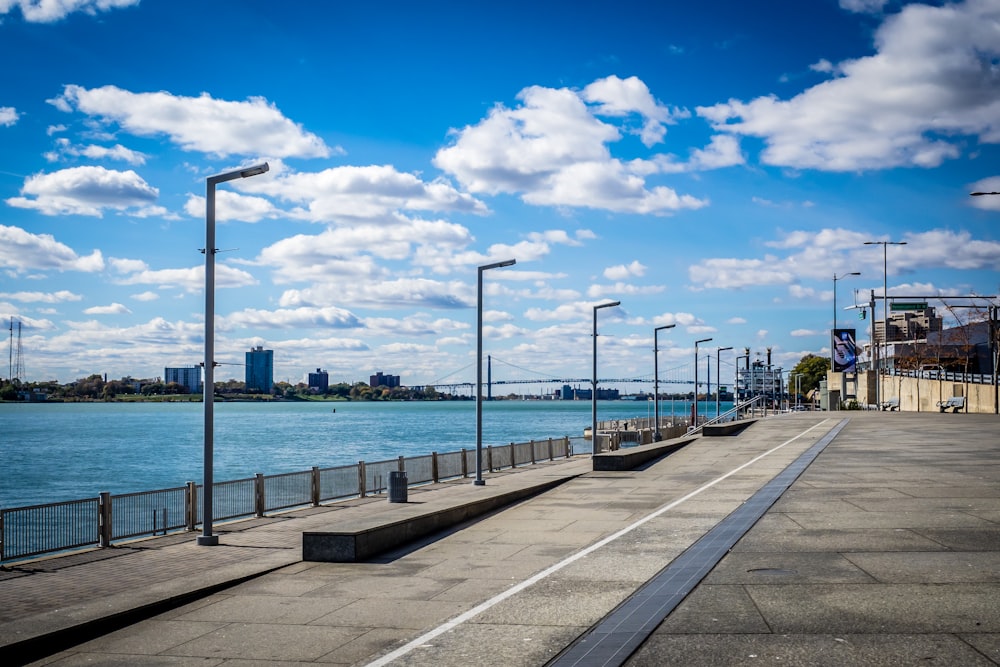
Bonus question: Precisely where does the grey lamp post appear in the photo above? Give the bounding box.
[864,240,906,409]
[199,162,269,547]
[971,193,999,414]
[474,258,516,486]
[653,324,675,440]
[592,300,620,456]
[715,346,733,418]
[693,338,712,426]
[832,272,861,371]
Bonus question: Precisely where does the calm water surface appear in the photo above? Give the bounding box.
[0,399,723,508]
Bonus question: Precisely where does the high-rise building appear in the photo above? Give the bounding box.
[308,368,329,393]
[245,346,274,393]
[369,371,400,388]
[164,366,202,393]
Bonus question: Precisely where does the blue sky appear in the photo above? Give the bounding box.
[2,0,999,391]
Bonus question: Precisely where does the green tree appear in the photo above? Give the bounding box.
[790,354,830,395]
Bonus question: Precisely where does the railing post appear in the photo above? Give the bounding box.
[548,437,553,461]
[432,452,439,483]
[311,466,321,506]
[255,473,266,517]
[487,445,493,472]
[99,491,112,548]
[398,455,405,472]
[0,511,4,562]
[530,439,536,464]
[461,448,468,478]
[358,461,366,498]
[186,481,197,531]
[510,442,517,468]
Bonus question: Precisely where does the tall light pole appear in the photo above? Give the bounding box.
[864,240,906,409]
[474,259,516,486]
[199,162,269,547]
[653,324,675,440]
[971,193,999,414]
[592,300,620,456]
[832,272,861,371]
[693,338,712,426]
[715,346,733,418]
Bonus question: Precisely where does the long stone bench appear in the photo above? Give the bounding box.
[702,418,758,437]
[591,436,697,472]
[303,473,576,562]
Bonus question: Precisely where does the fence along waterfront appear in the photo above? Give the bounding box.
[0,437,572,564]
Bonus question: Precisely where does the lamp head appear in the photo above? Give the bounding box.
[239,163,269,178]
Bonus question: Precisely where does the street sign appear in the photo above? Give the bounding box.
[891,302,928,311]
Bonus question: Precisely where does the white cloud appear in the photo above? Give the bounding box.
[0,106,18,126]
[0,0,138,22]
[586,282,664,298]
[45,139,148,165]
[221,306,360,331]
[791,329,819,337]
[185,190,280,223]
[699,1,1000,171]
[604,260,647,280]
[109,257,149,273]
[115,264,257,292]
[433,78,708,214]
[657,135,745,173]
[278,278,473,310]
[0,289,82,303]
[51,85,332,158]
[6,165,158,216]
[248,163,487,224]
[727,317,747,324]
[969,176,1000,210]
[84,302,131,315]
[0,224,104,273]
[839,0,888,14]
[131,291,159,301]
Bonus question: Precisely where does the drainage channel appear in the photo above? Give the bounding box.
[547,418,850,667]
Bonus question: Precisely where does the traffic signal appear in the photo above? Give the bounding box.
[859,310,867,320]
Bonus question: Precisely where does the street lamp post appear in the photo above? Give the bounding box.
[653,324,675,440]
[475,259,516,486]
[864,240,906,409]
[793,373,804,409]
[832,272,861,371]
[199,162,269,547]
[715,346,733,418]
[592,301,621,456]
[693,338,712,426]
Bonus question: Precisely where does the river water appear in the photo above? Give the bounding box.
[0,399,727,509]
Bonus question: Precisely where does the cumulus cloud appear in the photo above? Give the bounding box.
[44,137,148,165]
[839,0,888,13]
[604,260,647,281]
[131,291,159,301]
[84,302,132,315]
[698,0,1000,171]
[50,85,332,158]
[689,226,1000,291]
[433,76,709,214]
[0,0,138,22]
[278,278,473,310]
[185,189,280,223]
[246,163,487,224]
[0,289,82,303]
[969,176,1000,210]
[221,306,360,331]
[0,224,104,273]
[0,106,18,126]
[6,165,158,216]
[115,263,257,292]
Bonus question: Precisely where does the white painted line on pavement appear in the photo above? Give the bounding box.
[364,418,835,666]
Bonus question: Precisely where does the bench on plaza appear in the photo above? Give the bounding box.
[881,397,899,411]
[936,396,965,413]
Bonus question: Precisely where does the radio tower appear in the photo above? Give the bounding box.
[9,317,25,382]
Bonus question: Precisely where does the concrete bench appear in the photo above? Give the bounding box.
[881,397,899,411]
[303,474,573,562]
[936,396,965,413]
[702,418,758,437]
[592,436,696,472]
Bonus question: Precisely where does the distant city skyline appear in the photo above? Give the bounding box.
[2,1,998,388]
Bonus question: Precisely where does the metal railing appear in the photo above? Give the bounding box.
[687,395,768,435]
[0,436,571,564]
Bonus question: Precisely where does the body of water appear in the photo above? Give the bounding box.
[0,399,729,509]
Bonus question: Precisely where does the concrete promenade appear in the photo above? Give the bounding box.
[2,412,998,666]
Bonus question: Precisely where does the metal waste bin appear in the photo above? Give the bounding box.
[387,470,408,503]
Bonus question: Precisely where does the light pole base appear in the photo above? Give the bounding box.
[473,479,486,486]
[197,534,219,546]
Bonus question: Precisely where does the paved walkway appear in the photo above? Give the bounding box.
[2,412,998,666]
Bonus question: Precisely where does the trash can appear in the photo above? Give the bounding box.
[387,470,408,503]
